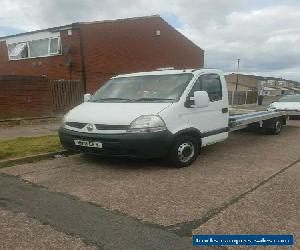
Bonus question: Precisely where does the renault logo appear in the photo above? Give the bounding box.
[86,124,94,132]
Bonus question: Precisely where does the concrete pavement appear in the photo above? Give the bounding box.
[0,120,299,249]
[0,123,60,140]
[2,122,299,227]
[0,207,97,250]
[0,173,195,250]
[193,162,300,250]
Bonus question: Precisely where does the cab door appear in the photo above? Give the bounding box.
[185,73,229,145]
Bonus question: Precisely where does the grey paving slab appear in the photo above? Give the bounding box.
[0,123,60,140]
[193,162,300,250]
[0,207,97,250]
[0,174,194,250]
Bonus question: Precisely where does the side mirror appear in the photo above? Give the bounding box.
[84,93,91,102]
[191,91,209,108]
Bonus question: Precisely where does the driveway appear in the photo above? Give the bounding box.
[0,120,299,249]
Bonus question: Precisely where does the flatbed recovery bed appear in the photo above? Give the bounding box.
[229,110,288,132]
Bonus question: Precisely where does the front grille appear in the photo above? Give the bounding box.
[65,122,128,130]
[65,122,87,129]
[95,124,129,130]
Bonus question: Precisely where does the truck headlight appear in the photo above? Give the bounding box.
[127,115,166,133]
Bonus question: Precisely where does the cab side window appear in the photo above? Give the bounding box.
[200,74,222,101]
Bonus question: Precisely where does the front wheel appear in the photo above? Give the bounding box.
[166,135,199,168]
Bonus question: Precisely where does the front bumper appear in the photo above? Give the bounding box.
[58,127,173,158]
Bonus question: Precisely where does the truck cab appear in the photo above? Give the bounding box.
[59,68,229,167]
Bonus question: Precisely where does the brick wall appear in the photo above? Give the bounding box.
[227,82,250,91]
[81,16,204,92]
[0,76,53,119]
[0,29,82,83]
[0,16,204,94]
[225,74,259,90]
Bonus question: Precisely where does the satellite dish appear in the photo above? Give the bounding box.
[64,46,71,54]
[64,58,72,67]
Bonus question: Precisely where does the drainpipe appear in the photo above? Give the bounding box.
[235,58,240,91]
[75,24,87,93]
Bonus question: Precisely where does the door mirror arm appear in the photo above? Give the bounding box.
[184,98,194,108]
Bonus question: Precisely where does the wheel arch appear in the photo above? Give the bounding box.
[263,116,286,128]
[172,128,202,150]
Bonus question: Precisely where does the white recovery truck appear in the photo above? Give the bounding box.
[59,69,299,167]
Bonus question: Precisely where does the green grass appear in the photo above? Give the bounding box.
[0,135,63,160]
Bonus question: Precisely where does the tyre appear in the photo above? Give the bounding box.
[266,118,283,135]
[167,135,200,168]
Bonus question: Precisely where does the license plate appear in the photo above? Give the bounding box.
[74,140,103,148]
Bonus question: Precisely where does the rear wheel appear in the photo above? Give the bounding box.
[266,118,283,135]
[167,135,199,168]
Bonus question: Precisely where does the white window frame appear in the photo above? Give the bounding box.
[9,42,27,58]
[7,37,62,61]
[49,37,61,55]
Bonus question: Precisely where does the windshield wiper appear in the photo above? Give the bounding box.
[90,98,132,102]
[132,97,175,102]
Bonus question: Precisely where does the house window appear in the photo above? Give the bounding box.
[7,37,61,60]
[8,42,28,60]
[28,39,49,57]
[49,38,59,54]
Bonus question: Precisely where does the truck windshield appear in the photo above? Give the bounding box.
[89,73,193,103]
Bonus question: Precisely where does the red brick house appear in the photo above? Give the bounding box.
[0,15,204,93]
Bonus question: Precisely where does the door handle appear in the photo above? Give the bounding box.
[222,108,228,113]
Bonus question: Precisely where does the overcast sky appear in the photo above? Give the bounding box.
[1,0,300,81]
